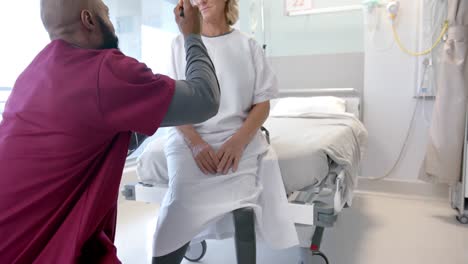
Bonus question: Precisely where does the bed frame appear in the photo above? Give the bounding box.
[121,88,363,264]
[450,103,468,225]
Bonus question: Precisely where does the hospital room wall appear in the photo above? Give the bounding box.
[239,0,364,56]
[361,0,437,184]
[238,0,365,99]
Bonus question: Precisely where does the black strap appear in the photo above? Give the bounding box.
[260,126,270,144]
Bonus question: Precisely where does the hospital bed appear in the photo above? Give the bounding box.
[122,88,367,264]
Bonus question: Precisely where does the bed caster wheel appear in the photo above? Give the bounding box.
[311,251,330,264]
[457,215,468,224]
[299,252,330,264]
[184,240,207,262]
[300,249,330,264]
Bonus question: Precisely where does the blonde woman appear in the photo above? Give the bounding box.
[152,0,298,263]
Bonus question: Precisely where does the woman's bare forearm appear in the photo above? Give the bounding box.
[232,101,270,145]
[177,125,203,147]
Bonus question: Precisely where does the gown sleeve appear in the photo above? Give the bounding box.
[251,41,279,104]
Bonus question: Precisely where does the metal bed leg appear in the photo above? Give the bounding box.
[309,226,330,264]
[233,208,256,264]
[298,226,330,264]
[456,103,468,224]
[183,207,258,263]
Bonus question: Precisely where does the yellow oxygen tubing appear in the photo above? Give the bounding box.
[391,14,449,57]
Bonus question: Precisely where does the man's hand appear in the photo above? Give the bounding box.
[174,0,201,37]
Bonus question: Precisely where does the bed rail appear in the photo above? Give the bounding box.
[278,88,358,98]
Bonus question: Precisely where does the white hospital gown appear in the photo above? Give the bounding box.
[153,30,299,256]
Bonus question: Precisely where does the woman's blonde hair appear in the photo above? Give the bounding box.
[225,0,239,26]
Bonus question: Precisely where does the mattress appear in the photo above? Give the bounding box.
[136,113,367,194]
[265,118,331,193]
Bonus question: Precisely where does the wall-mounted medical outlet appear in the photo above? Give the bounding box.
[415,58,436,98]
[386,1,400,17]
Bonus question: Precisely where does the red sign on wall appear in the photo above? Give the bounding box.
[285,0,314,13]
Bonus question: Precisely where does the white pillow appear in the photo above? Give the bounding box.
[270,96,347,117]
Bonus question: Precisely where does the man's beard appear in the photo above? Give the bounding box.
[96,16,119,50]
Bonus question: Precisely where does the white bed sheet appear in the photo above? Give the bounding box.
[265,113,367,194]
[136,113,367,195]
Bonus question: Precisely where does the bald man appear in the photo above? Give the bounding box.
[0,0,219,263]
